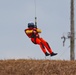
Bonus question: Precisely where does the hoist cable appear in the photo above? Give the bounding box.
[34,0,36,18]
[34,0,37,27]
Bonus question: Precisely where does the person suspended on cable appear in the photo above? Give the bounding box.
[24,22,57,56]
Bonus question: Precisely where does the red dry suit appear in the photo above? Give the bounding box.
[24,27,54,56]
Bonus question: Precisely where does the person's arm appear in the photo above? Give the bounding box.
[37,28,42,33]
[25,30,33,34]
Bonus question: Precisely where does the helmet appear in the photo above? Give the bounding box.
[28,23,34,28]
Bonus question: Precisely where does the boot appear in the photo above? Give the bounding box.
[45,52,50,56]
[50,52,57,56]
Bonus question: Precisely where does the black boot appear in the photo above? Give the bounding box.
[50,52,57,56]
[45,52,50,56]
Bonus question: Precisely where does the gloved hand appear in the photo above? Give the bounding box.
[33,28,37,31]
[33,30,37,34]
[33,28,37,34]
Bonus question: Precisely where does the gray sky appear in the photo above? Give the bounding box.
[0,0,76,60]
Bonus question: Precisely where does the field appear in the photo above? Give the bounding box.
[0,59,76,75]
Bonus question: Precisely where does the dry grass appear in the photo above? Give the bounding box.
[0,59,76,75]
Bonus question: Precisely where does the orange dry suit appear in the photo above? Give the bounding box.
[24,27,53,56]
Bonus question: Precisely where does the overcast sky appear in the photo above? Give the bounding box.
[0,0,76,60]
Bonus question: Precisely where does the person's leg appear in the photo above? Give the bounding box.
[39,38,53,54]
[31,38,50,56]
[40,38,57,56]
